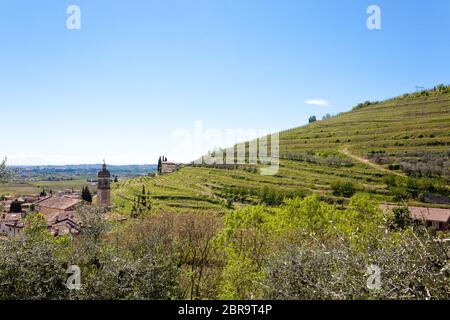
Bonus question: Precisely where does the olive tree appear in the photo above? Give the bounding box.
[0,157,14,182]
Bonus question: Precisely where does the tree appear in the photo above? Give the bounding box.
[390,207,417,230]
[40,189,47,197]
[331,181,356,198]
[0,158,13,182]
[9,199,22,213]
[308,116,317,123]
[0,239,70,300]
[157,156,162,173]
[24,212,52,242]
[81,186,93,203]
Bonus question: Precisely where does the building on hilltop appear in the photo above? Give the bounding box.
[97,162,111,207]
[161,161,180,174]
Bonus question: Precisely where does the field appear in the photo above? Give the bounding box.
[112,88,450,215]
[0,164,155,197]
[0,179,93,197]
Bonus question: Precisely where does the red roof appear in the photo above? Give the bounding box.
[380,204,450,223]
[36,197,82,210]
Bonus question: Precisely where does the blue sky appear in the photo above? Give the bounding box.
[1,0,449,165]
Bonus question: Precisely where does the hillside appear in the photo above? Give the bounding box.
[112,87,450,215]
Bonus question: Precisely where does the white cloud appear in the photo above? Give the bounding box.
[304,99,330,107]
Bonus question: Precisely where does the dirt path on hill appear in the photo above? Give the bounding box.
[341,146,405,177]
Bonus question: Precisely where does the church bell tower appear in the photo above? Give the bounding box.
[97,161,111,207]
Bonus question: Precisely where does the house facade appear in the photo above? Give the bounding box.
[35,197,82,215]
[380,204,450,231]
[161,161,180,174]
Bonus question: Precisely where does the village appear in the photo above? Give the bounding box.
[0,159,181,240]
[1,158,449,241]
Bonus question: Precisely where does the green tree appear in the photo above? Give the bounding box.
[157,156,162,173]
[389,207,417,230]
[9,199,22,213]
[0,239,70,300]
[308,115,317,123]
[24,212,52,242]
[81,186,93,203]
[331,181,356,197]
[0,158,14,182]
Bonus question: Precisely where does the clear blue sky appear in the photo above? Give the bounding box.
[1,0,449,165]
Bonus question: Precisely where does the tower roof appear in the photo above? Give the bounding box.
[98,162,111,178]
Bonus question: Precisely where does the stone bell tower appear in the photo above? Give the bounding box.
[97,161,111,207]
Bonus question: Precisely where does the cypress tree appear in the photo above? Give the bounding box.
[9,200,22,213]
[81,186,93,203]
[157,156,162,173]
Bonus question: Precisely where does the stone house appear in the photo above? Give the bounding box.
[35,197,82,215]
[161,161,180,174]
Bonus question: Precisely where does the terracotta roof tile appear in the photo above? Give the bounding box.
[37,197,82,210]
[380,204,450,223]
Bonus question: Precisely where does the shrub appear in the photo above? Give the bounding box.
[388,164,400,170]
[331,181,356,198]
[9,200,22,213]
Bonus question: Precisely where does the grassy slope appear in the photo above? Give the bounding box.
[112,92,450,215]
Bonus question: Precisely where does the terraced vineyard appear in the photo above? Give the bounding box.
[112,88,450,215]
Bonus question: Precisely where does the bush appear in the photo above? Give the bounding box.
[264,228,449,300]
[9,200,22,213]
[388,163,400,170]
[331,181,356,198]
[0,239,70,300]
[389,207,417,230]
[384,175,397,187]
[390,186,409,201]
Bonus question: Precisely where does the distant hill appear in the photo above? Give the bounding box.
[113,86,450,214]
[12,164,157,179]
[0,164,157,197]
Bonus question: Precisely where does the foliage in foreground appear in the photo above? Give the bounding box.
[0,196,448,300]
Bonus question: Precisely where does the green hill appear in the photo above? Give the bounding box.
[112,86,450,215]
